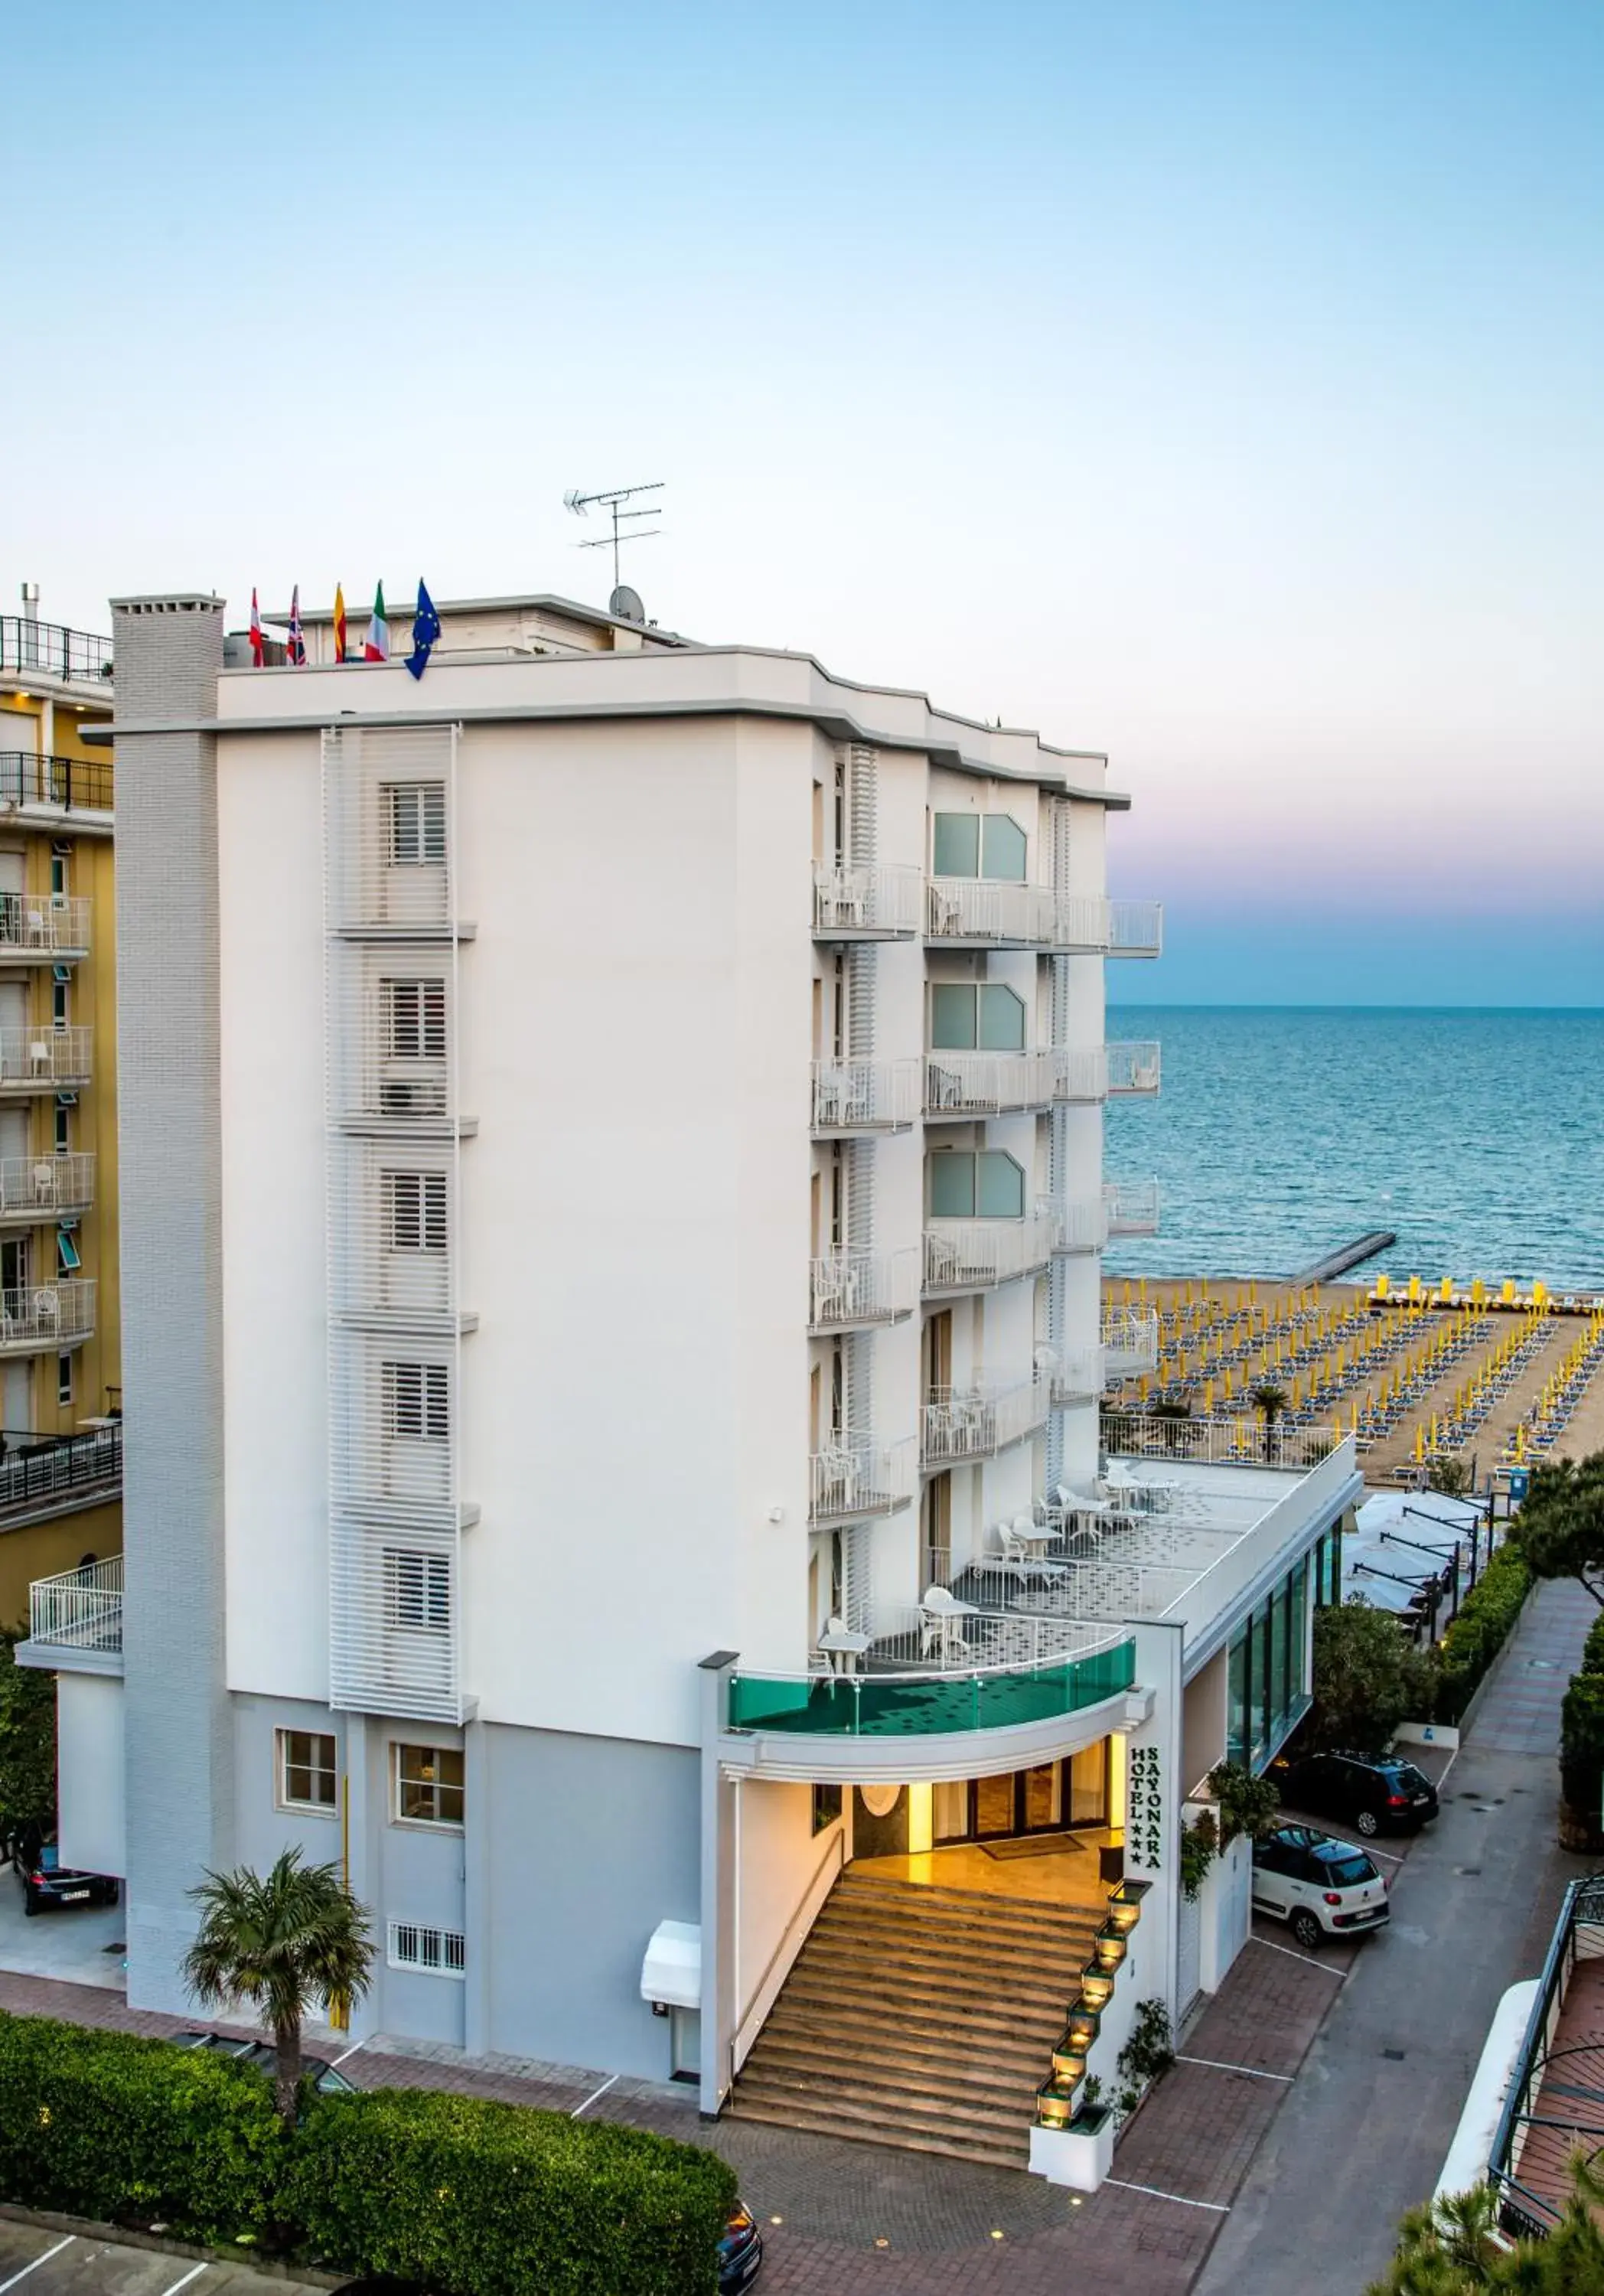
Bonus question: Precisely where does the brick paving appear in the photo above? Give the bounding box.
[1471,1578,1598,1756]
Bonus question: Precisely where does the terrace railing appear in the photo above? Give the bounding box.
[0,619,113,686]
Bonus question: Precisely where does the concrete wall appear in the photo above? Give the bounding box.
[57,1670,124,1877]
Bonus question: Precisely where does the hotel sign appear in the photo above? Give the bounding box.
[1126,1742,1164,1874]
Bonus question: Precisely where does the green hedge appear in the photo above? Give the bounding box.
[1435,1543,1532,1724]
[1561,1671,1604,1822]
[0,2013,284,2243]
[285,2087,737,2296]
[1580,1610,1604,1678]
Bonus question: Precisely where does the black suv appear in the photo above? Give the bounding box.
[15,1841,119,1916]
[1276,1750,1439,1836]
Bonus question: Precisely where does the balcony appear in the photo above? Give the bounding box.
[1039,1345,1107,1406]
[0,754,113,819]
[0,1029,92,1094]
[725,1632,1135,1740]
[809,1247,919,1333]
[1107,902,1163,958]
[20,1556,122,1675]
[921,1375,1050,1466]
[0,1282,95,1355]
[1105,1041,1162,1094]
[811,1058,921,1135]
[0,618,113,689]
[0,895,90,963]
[923,1214,1060,1297]
[1101,1308,1160,1377]
[1053,1047,1110,1104]
[0,1423,120,1523]
[926,878,1065,950]
[1038,1197,1110,1256]
[813,863,922,941]
[1104,1179,1160,1237]
[925,1050,1061,1118]
[0,1153,94,1225]
[808,1433,917,1526]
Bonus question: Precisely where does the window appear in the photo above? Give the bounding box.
[388,1919,465,1976]
[386,782,447,866]
[384,1548,450,1632]
[384,1170,448,1253]
[56,1229,80,1275]
[384,978,446,1060]
[56,1352,72,1407]
[382,1360,449,1440]
[927,1150,1025,1220]
[812,1782,843,1835]
[54,1101,70,1154]
[930,983,1026,1052]
[931,813,1027,882]
[52,977,68,1028]
[278,1729,337,1812]
[393,1743,465,1827]
[50,848,69,898]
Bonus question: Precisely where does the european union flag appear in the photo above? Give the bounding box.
[406,580,441,680]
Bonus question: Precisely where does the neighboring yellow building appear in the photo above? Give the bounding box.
[0,590,121,1626]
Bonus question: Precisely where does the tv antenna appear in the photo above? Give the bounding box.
[562,481,664,594]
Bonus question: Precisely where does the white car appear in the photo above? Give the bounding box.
[1250,1823,1390,1949]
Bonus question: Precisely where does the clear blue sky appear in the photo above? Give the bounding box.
[8,2,1601,1002]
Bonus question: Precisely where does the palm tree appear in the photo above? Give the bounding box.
[183,1848,374,2124]
[1250,1382,1289,1463]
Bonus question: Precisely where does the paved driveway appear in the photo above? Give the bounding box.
[0,2223,324,2296]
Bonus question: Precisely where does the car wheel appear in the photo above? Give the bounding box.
[22,1892,39,1917]
[1291,1910,1323,1951]
[1355,1808,1380,1837]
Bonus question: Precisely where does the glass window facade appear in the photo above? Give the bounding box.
[931,813,1028,882]
[930,983,1026,1052]
[926,1150,1025,1220]
[1224,1547,1317,1772]
[1312,1521,1344,1607]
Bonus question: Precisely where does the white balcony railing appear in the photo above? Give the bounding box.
[926,879,1064,947]
[808,1434,917,1525]
[0,1153,93,1221]
[1100,1308,1160,1377]
[1105,1040,1162,1094]
[0,895,90,958]
[923,1214,1061,1296]
[813,863,923,939]
[1053,1047,1109,1103]
[921,1375,1049,1466]
[1100,1412,1345,1473]
[809,1247,920,1332]
[1108,902,1164,957]
[0,1028,92,1091]
[1038,1196,1110,1255]
[866,1602,1111,1674]
[925,1049,1061,1117]
[28,1555,122,1655]
[0,1282,95,1352]
[811,1058,921,1133]
[1104,1179,1160,1237]
[1038,1345,1107,1405]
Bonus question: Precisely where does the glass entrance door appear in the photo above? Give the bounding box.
[966,1748,1110,1841]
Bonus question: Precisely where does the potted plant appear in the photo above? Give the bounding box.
[1029,2073,1115,2191]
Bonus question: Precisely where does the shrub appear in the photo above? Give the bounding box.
[1309,1600,1438,1752]
[1561,1672,1604,1827]
[0,2011,284,2244]
[285,2086,737,2296]
[1205,1761,1280,1844]
[1435,1544,1532,1724]
[1579,1609,1604,1678]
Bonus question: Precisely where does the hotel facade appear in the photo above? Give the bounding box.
[28,589,1358,2174]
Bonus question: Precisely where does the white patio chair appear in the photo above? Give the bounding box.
[919,1585,970,1664]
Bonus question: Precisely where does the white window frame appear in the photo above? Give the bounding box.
[383,977,446,1062]
[276,1727,339,1815]
[383,1548,450,1633]
[56,1351,73,1407]
[385,782,447,868]
[383,1170,448,1254]
[381,1360,449,1442]
[391,1741,465,1829]
[387,1919,466,1978]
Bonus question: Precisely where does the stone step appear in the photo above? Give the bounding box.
[727,2088,1029,2170]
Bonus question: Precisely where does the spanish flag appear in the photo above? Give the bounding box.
[333,584,348,664]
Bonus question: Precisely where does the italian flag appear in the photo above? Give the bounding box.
[364,582,390,662]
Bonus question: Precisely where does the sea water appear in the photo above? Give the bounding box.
[1103,1007,1604,1291]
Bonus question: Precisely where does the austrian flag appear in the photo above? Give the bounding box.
[364,582,390,662]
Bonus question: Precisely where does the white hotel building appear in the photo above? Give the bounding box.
[24,590,1359,2175]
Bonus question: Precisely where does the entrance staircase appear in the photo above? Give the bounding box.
[729,1867,1104,2167]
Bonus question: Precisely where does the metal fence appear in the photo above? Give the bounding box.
[0,620,113,685]
[0,1422,120,1518]
[1488,1874,1604,2238]
[0,752,113,812]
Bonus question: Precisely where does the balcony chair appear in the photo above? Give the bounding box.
[31,1163,53,1208]
[918,1585,970,1664]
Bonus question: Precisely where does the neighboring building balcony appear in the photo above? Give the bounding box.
[811,1058,921,1135]
[808,1247,919,1333]
[921,1375,1050,1467]
[0,1282,95,1355]
[1037,1196,1111,1256]
[0,1029,93,1095]
[0,1153,94,1226]
[0,618,114,690]
[1106,1040,1162,1095]
[808,1433,917,1527]
[18,1555,122,1677]
[1101,1308,1160,1378]
[812,863,922,941]
[923,1213,1061,1297]
[925,1049,1061,1117]
[0,753,113,822]
[0,1422,120,1524]
[1107,902,1164,958]
[0,895,90,963]
[1038,1345,1107,1406]
[1104,1178,1160,1237]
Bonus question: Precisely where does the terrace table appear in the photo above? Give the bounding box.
[816,1627,872,1678]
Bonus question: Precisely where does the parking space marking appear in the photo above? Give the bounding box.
[1176,2053,1294,2082]
[571,2072,619,2118]
[0,2238,74,2293]
[1364,1844,1406,1864]
[155,2265,208,2296]
[1248,1933,1346,1974]
[1105,2177,1230,2213]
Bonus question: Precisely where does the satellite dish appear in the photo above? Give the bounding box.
[610,584,646,625]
